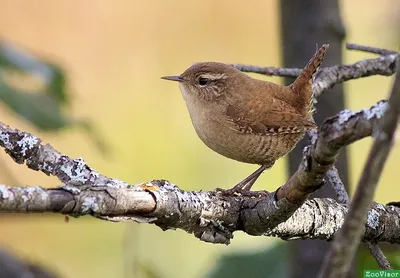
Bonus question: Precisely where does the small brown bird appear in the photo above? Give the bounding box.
[162,45,329,195]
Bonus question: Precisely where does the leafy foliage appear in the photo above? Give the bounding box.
[0,40,106,152]
[206,243,289,278]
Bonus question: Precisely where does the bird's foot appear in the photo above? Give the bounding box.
[215,164,270,197]
[216,187,269,198]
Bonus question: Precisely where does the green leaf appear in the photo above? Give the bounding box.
[206,242,289,278]
[0,41,70,106]
[0,79,69,130]
[0,40,108,153]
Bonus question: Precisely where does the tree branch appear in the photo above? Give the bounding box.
[276,100,387,204]
[1,99,398,244]
[0,45,399,249]
[319,56,400,278]
[322,138,392,270]
[346,43,398,56]
[0,121,128,188]
[0,182,399,245]
[234,47,398,98]
[326,166,349,204]
[366,242,393,270]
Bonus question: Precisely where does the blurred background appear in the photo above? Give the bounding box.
[0,0,399,277]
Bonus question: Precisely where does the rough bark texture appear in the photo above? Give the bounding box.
[0,180,399,245]
[280,0,349,277]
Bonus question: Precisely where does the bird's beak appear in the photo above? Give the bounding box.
[161,75,183,82]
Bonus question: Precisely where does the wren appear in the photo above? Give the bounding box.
[162,44,329,195]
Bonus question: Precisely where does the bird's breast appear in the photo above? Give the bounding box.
[188,106,304,165]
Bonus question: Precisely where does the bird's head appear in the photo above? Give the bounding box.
[162,62,242,101]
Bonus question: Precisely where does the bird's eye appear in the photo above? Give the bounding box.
[199,77,209,86]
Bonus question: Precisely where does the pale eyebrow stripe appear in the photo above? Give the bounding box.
[200,73,227,80]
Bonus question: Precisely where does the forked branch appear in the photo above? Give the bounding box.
[0,44,399,247]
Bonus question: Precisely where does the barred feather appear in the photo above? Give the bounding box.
[289,44,329,116]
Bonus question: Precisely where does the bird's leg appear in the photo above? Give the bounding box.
[242,173,262,191]
[220,164,268,196]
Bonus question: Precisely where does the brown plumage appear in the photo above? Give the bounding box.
[162,44,329,194]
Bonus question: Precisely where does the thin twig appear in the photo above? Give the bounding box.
[346,43,398,56]
[326,167,349,205]
[313,133,389,269]
[233,64,301,77]
[322,148,390,270]
[233,48,398,98]
[319,57,400,278]
[307,130,349,205]
[367,242,393,270]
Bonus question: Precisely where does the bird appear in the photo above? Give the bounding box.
[162,44,329,195]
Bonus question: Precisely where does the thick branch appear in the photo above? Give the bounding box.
[0,182,399,245]
[0,184,154,215]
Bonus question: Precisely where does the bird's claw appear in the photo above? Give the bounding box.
[215,188,269,198]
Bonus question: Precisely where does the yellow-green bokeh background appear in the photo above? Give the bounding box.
[0,1,399,277]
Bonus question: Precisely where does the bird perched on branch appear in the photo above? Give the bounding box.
[162,44,329,195]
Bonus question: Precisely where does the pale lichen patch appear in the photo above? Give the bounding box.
[19,186,47,202]
[82,196,99,213]
[362,101,387,120]
[337,101,388,125]
[376,203,385,210]
[0,185,12,200]
[89,171,100,183]
[367,209,380,229]
[337,109,356,125]
[17,134,39,156]
[42,162,54,173]
[0,133,12,149]
[60,158,89,183]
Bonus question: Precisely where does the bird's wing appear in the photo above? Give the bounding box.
[225,85,316,135]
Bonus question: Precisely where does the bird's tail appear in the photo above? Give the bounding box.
[289,44,329,116]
